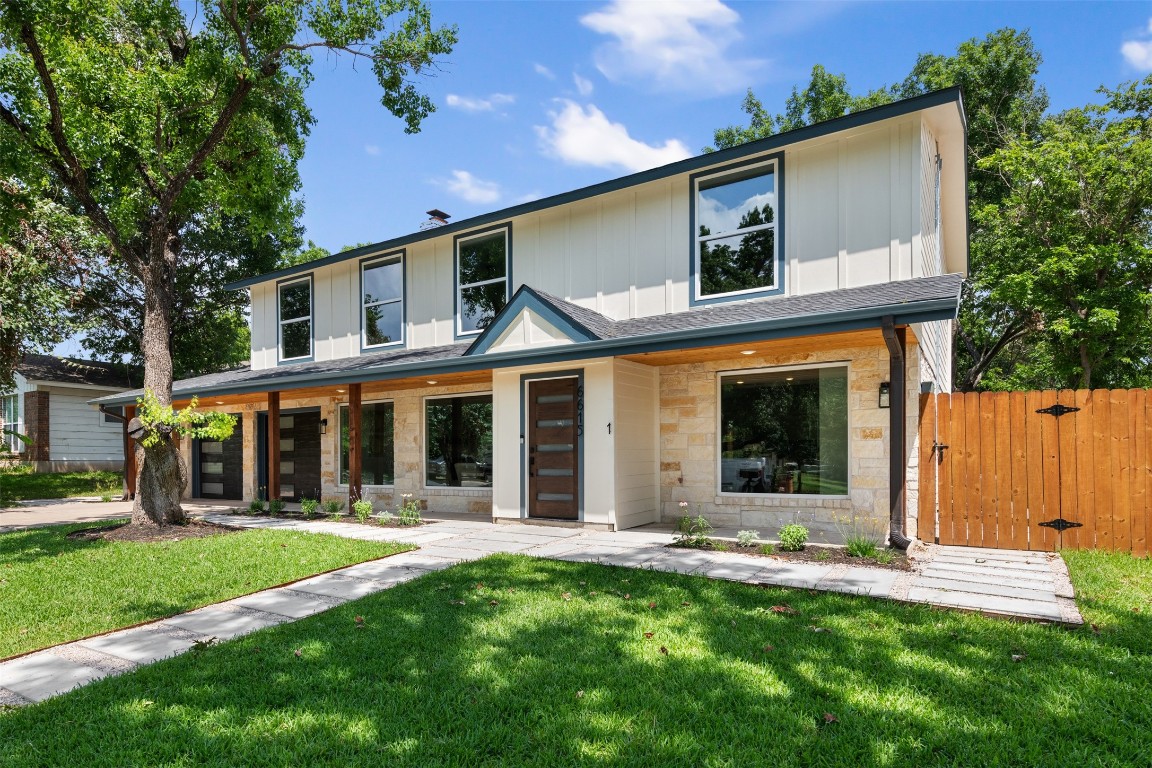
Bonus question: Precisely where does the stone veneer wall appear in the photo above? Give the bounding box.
[181,381,494,518]
[657,337,924,545]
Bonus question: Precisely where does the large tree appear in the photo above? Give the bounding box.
[0,0,455,525]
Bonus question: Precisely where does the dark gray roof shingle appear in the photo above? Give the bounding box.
[17,354,134,389]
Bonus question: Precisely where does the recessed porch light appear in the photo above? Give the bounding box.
[736,380,744,385]
[215,401,224,405]
[336,389,346,393]
[786,377,794,381]
[740,350,755,355]
[427,380,438,385]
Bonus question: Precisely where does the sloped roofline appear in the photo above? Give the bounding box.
[225,87,966,291]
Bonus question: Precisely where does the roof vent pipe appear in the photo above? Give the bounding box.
[419,209,451,230]
[881,315,912,551]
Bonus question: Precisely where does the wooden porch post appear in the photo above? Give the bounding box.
[123,404,137,501]
[348,383,363,505]
[268,391,280,502]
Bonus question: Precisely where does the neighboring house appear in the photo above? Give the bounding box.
[97,88,967,546]
[3,354,133,471]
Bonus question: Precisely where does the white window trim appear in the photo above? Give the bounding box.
[694,158,779,301]
[421,391,495,491]
[277,276,313,362]
[361,253,405,350]
[714,361,851,500]
[455,229,509,337]
[335,398,396,489]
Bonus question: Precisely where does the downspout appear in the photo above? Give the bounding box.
[881,316,912,550]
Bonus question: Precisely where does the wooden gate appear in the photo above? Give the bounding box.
[919,390,1150,555]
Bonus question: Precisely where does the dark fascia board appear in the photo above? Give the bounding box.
[225,87,965,292]
[91,293,960,405]
[465,285,601,355]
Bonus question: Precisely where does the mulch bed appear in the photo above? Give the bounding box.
[670,539,911,571]
[67,519,238,544]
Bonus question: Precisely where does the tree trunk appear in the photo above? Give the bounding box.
[131,235,186,527]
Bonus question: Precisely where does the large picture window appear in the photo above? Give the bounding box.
[362,254,404,348]
[425,394,493,487]
[339,402,395,486]
[719,366,847,496]
[278,277,312,361]
[695,161,778,300]
[456,228,509,335]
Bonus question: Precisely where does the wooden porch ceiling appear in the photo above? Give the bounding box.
[618,327,904,367]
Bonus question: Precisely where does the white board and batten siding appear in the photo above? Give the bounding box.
[613,360,660,530]
[248,107,966,372]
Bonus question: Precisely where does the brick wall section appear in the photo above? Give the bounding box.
[23,391,50,462]
[657,337,923,545]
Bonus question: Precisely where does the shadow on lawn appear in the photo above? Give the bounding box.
[0,522,114,565]
[0,555,1149,767]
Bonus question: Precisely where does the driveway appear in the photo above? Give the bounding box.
[0,498,239,532]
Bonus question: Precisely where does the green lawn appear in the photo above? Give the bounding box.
[1,552,1148,767]
[0,522,414,658]
[0,466,122,505]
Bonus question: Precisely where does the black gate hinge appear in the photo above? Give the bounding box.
[1038,518,1083,532]
[1036,403,1080,417]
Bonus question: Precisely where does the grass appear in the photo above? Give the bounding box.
[0,522,414,658]
[0,465,121,505]
[0,552,1149,767]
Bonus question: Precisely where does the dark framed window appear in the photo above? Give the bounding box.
[362,254,404,348]
[425,394,493,487]
[102,405,123,425]
[719,366,848,496]
[339,402,395,486]
[694,159,780,301]
[278,277,312,361]
[456,228,509,335]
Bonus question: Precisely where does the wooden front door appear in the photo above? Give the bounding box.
[277,410,322,502]
[197,423,243,500]
[528,377,580,520]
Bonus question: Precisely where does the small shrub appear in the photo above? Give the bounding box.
[672,514,713,548]
[846,536,879,559]
[676,516,692,533]
[299,498,319,519]
[99,492,114,503]
[268,499,286,516]
[248,498,266,515]
[736,529,760,547]
[322,498,345,516]
[397,493,422,526]
[759,543,776,555]
[329,512,342,522]
[875,549,894,565]
[813,549,831,562]
[375,510,395,524]
[777,524,809,552]
[352,498,373,524]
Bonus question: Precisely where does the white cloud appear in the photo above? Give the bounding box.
[573,72,594,97]
[445,93,515,113]
[533,63,556,80]
[364,144,381,156]
[441,170,501,204]
[1121,19,1152,70]
[535,100,691,173]
[580,0,764,93]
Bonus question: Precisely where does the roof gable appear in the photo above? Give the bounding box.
[466,286,609,356]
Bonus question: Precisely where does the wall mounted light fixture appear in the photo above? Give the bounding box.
[319,418,328,435]
[878,382,891,408]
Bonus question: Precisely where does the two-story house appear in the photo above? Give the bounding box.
[97,88,967,546]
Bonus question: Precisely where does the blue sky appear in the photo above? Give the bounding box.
[294,0,1152,254]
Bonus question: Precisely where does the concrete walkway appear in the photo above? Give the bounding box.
[0,514,1082,708]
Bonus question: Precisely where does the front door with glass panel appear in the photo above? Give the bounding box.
[527,378,580,520]
[197,423,243,500]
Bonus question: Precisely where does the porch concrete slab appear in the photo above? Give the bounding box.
[282,574,392,601]
[906,586,1064,622]
[581,530,677,546]
[522,540,590,558]
[160,606,288,639]
[2,653,109,702]
[913,575,1059,602]
[78,627,197,665]
[440,536,538,553]
[821,568,901,597]
[551,542,648,562]
[754,562,836,590]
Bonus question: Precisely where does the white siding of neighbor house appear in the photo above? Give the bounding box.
[249,107,966,371]
[44,385,124,462]
[613,359,660,530]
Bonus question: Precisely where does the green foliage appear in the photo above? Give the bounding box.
[268,499,286,516]
[777,524,809,552]
[135,391,235,448]
[672,515,713,548]
[322,498,345,516]
[813,549,831,562]
[875,549,894,565]
[248,499,266,515]
[736,530,760,547]
[397,494,422,526]
[758,543,776,555]
[299,497,319,519]
[845,536,879,559]
[352,498,373,524]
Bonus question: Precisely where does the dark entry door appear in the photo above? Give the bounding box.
[197,422,243,500]
[278,410,322,502]
[528,378,580,520]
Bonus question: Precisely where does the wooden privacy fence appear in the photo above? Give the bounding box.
[919,389,1150,555]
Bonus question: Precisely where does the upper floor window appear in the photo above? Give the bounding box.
[362,253,404,348]
[456,227,509,335]
[278,277,312,362]
[694,159,780,302]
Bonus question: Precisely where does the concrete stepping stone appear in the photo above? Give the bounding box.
[693,557,771,583]
[289,574,395,600]
[79,627,197,665]
[226,588,341,619]
[647,549,717,574]
[820,568,900,597]
[914,575,1059,602]
[906,586,1064,621]
[753,562,835,590]
[161,606,288,640]
[594,547,668,569]
[2,653,108,702]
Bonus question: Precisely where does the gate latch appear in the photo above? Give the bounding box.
[931,442,949,464]
[1036,404,1080,417]
[1038,518,1083,532]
